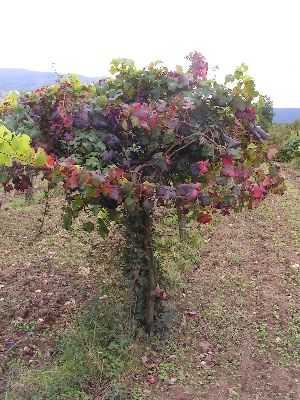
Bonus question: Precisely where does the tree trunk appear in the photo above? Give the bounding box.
[122,208,158,333]
[177,205,188,241]
[142,210,157,334]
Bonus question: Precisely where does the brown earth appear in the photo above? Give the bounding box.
[1,169,300,399]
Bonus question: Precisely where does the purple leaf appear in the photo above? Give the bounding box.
[92,116,108,129]
[103,134,120,148]
[108,188,119,201]
[100,149,114,161]
[73,111,88,129]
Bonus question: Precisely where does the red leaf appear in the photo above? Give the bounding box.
[148,113,157,127]
[160,292,168,301]
[196,159,209,174]
[155,284,168,301]
[155,284,161,294]
[147,376,156,384]
[143,185,154,197]
[220,151,234,166]
[132,103,150,121]
[201,63,208,79]
[262,175,271,187]
[62,115,73,127]
[165,155,171,166]
[187,189,199,202]
[69,173,79,189]
[220,165,237,177]
[197,214,212,224]
[43,156,56,169]
[107,168,126,181]
[186,311,200,317]
[251,186,263,198]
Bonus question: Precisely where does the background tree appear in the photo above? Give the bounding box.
[0,52,286,333]
[291,118,300,135]
[257,95,275,131]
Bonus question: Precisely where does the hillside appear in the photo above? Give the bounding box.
[0,68,103,98]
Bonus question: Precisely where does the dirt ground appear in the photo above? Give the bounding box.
[1,169,300,399]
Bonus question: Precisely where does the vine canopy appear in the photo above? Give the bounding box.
[0,51,285,233]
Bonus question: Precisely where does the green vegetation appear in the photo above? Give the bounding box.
[268,118,300,169]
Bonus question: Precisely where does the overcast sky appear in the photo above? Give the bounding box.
[1,0,299,107]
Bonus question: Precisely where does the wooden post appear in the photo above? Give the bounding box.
[177,205,188,241]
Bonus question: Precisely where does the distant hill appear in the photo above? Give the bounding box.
[0,68,103,99]
[273,108,300,124]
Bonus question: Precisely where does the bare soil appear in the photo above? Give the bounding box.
[1,169,300,399]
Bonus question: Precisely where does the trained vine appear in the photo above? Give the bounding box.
[0,52,286,332]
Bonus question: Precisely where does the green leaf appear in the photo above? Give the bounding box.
[10,136,21,152]
[95,81,109,95]
[23,118,35,129]
[19,133,31,151]
[83,221,95,232]
[168,80,179,92]
[225,74,234,83]
[141,134,151,145]
[153,154,165,170]
[151,126,160,138]
[91,205,100,216]
[18,126,41,140]
[81,183,98,198]
[0,172,10,184]
[97,217,109,237]
[97,95,108,107]
[163,133,175,144]
[3,115,18,132]
[108,89,117,98]
[35,149,48,167]
[231,96,246,110]
[70,74,83,90]
[86,157,101,169]
[131,116,140,127]
[109,65,117,75]
[63,208,73,230]
[125,196,136,208]
[0,153,12,166]
[218,93,233,106]
[148,141,159,152]
[107,208,121,222]
[147,73,156,82]
[83,142,93,154]
[150,87,161,100]
[269,166,277,177]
